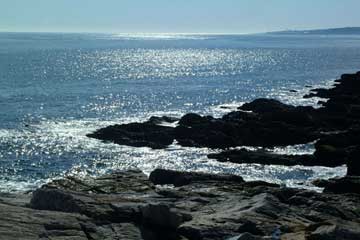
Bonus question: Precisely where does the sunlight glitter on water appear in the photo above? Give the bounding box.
[112,33,212,40]
[0,111,346,192]
[2,33,359,193]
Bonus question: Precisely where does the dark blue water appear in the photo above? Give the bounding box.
[1,32,359,192]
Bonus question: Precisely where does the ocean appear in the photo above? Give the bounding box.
[1,32,360,192]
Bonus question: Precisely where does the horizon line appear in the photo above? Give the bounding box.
[0,26,359,35]
[0,30,256,35]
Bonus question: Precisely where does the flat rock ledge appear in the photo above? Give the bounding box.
[1,169,359,240]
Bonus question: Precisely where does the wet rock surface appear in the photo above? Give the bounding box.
[1,169,359,240]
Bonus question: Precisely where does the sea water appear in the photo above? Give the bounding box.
[1,32,360,192]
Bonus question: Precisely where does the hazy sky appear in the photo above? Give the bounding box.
[1,0,360,33]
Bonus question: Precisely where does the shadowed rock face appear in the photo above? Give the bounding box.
[207,148,346,167]
[2,169,359,240]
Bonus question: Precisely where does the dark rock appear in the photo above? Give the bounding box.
[149,168,244,187]
[30,188,82,213]
[87,121,175,149]
[175,116,319,148]
[239,98,296,113]
[174,123,238,149]
[208,148,340,167]
[315,129,360,149]
[323,176,360,194]
[141,203,191,229]
[313,145,348,166]
[148,116,179,125]
[178,113,213,126]
[222,111,259,122]
[347,146,360,176]
[237,220,264,235]
[240,98,318,127]
[312,178,332,188]
[87,71,360,155]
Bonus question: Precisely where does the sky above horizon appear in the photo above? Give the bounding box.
[1,0,360,33]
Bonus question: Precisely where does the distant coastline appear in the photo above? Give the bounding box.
[269,27,360,35]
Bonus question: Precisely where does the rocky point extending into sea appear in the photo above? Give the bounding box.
[1,72,360,239]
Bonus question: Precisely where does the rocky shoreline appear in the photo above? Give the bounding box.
[1,168,359,239]
[2,72,360,239]
[87,72,360,174]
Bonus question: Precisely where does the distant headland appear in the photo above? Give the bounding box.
[269,27,360,35]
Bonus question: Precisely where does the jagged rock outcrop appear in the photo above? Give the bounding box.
[87,72,360,176]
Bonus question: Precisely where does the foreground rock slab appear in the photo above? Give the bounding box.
[1,169,359,240]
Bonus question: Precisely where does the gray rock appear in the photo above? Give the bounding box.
[1,169,359,240]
